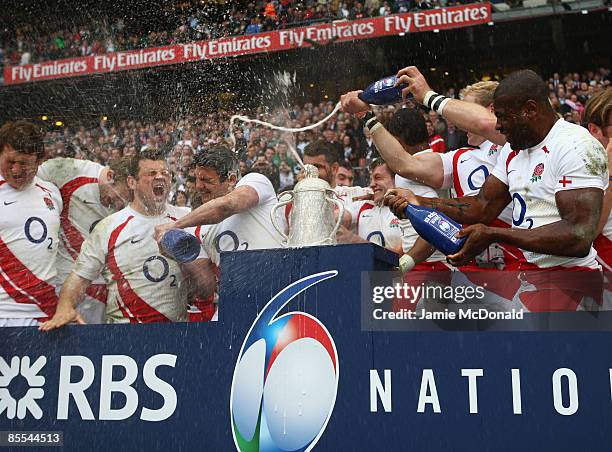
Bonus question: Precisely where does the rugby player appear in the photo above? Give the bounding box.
[153,146,286,319]
[0,121,62,327]
[37,156,131,323]
[40,149,211,329]
[385,70,607,311]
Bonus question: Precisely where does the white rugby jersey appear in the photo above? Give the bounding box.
[334,185,373,211]
[199,172,286,266]
[37,158,113,277]
[349,202,403,252]
[491,119,608,269]
[74,204,203,323]
[395,150,446,262]
[440,140,513,225]
[38,158,113,312]
[0,176,62,318]
[595,216,612,271]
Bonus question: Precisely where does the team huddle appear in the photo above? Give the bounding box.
[0,66,610,328]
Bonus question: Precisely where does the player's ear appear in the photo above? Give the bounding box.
[524,99,538,118]
[227,173,238,187]
[587,123,602,139]
[127,175,137,190]
[331,162,339,175]
[106,169,115,183]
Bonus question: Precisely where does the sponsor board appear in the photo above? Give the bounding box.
[3,4,491,85]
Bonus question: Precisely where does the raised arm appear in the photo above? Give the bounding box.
[340,91,444,188]
[395,66,506,146]
[175,185,258,229]
[370,123,445,188]
[39,272,90,331]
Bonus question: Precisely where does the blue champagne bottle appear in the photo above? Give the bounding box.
[403,204,466,256]
[358,75,408,105]
[160,229,201,264]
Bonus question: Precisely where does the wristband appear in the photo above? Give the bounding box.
[361,111,376,125]
[369,122,383,134]
[399,254,416,273]
[362,111,381,134]
[436,97,451,115]
[430,94,449,112]
[423,90,437,108]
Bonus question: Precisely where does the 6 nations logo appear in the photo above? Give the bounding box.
[230,271,340,452]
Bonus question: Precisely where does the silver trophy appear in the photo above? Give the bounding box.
[271,164,344,247]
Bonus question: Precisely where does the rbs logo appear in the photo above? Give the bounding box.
[0,354,177,422]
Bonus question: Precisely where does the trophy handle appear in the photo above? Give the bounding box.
[271,191,293,242]
[325,190,345,240]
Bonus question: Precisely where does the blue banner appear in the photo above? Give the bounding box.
[1,244,610,451]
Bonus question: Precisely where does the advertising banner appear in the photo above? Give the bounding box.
[2,244,609,451]
[3,4,491,85]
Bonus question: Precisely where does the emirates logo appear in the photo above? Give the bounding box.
[0,356,46,419]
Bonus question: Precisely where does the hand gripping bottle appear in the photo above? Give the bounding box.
[160,229,201,263]
[403,204,466,256]
[358,75,408,105]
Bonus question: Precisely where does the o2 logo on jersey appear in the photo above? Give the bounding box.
[214,231,249,253]
[230,271,339,452]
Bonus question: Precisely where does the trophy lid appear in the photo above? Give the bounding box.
[303,164,319,178]
[297,164,331,190]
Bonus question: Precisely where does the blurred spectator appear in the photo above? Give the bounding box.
[426,118,446,153]
[172,189,190,207]
[360,128,379,165]
[446,121,468,151]
[336,161,355,187]
[279,161,295,190]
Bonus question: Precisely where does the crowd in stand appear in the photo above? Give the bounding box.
[2,0,481,68]
[39,67,610,209]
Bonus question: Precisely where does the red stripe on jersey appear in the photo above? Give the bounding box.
[356,202,375,235]
[505,150,519,173]
[85,283,108,304]
[107,216,171,323]
[594,233,612,271]
[451,147,473,197]
[0,238,57,317]
[35,183,53,194]
[167,215,178,221]
[59,177,99,260]
[517,265,602,311]
[194,225,202,243]
[0,270,49,318]
[189,297,215,322]
[0,181,5,187]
